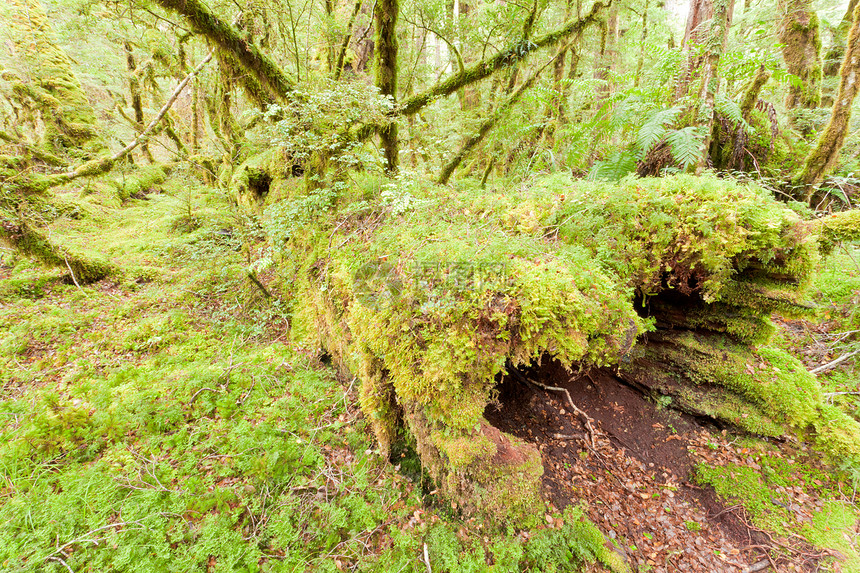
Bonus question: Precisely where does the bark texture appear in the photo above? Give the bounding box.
[152,0,294,101]
[374,0,400,173]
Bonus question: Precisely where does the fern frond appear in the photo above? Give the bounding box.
[715,94,753,135]
[666,126,704,170]
[635,106,682,157]
[589,150,638,182]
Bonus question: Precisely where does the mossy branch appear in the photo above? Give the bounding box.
[437,44,567,184]
[151,0,294,100]
[18,51,214,192]
[740,65,771,119]
[398,0,613,117]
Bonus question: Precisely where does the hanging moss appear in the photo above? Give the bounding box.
[7,0,105,156]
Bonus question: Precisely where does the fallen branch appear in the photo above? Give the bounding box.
[810,349,860,374]
[742,557,773,573]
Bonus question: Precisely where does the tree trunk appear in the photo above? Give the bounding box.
[334,0,364,80]
[675,0,713,98]
[794,1,860,191]
[593,7,618,103]
[374,0,399,173]
[124,42,154,163]
[7,0,105,155]
[694,0,735,173]
[824,0,858,77]
[778,0,822,109]
[633,0,650,88]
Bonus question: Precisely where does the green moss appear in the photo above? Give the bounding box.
[282,173,860,520]
[696,463,793,533]
[815,210,860,255]
[801,501,860,572]
[112,165,170,202]
[7,0,105,155]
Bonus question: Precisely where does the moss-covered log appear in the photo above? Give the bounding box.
[0,209,115,283]
[794,0,860,190]
[278,173,860,522]
[778,0,823,109]
[7,0,105,155]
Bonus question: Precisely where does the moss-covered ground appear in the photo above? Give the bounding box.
[0,174,623,572]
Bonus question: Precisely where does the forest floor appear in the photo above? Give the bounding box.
[1,177,860,572]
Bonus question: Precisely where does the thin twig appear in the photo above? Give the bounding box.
[48,556,74,573]
[423,542,432,573]
[188,387,219,403]
[810,349,860,374]
[63,256,82,290]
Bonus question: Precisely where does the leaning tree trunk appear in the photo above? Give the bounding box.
[374,0,399,173]
[824,0,858,77]
[794,1,860,192]
[778,0,822,110]
[7,0,105,156]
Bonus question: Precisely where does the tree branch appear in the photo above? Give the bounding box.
[151,0,294,100]
[398,0,613,117]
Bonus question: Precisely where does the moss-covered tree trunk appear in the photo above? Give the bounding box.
[593,6,618,103]
[633,0,650,88]
[123,41,153,163]
[778,0,822,109]
[794,1,860,190]
[694,0,735,173]
[824,0,858,77]
[374,0,399,173]
[8,0,105,156]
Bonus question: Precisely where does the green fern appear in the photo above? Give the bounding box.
[589,150,638,182]
[715,94,753,135]
[635,106,683,157]
[667,126,704,171]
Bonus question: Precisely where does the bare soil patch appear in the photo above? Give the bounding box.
[486,359,787,572]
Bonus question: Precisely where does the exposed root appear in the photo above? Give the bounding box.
[509,366,598,449]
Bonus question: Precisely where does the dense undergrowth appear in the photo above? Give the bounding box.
[0,177,623,572]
